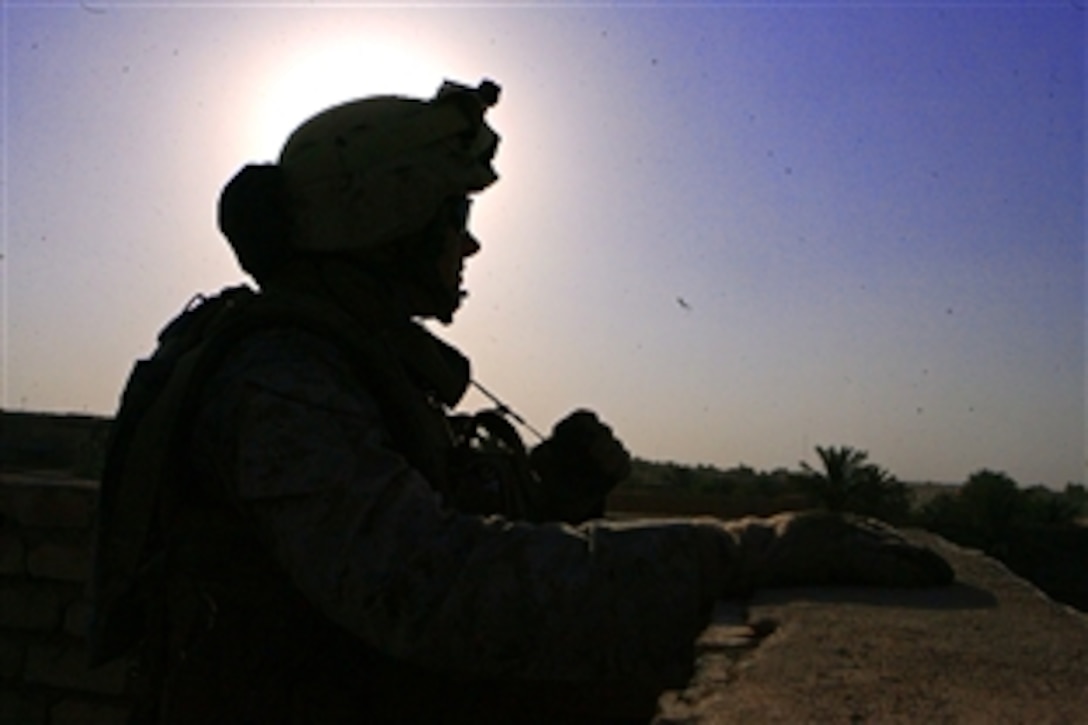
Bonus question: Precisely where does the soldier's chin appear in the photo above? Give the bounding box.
[451,287,469,312]
[433,289,466,325]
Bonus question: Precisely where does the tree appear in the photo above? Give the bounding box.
[917,470,1083,549]
[1022,484,1084,525]
[1062,483,1087,518]
[959,469,1022,544]
[799,445,869,512]
[799,445,912,523]
[849,463,913,524]
[918,491,969,531]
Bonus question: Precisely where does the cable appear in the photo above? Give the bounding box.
[469,379,546,442]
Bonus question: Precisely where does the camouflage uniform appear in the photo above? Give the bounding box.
[146,280,731,722]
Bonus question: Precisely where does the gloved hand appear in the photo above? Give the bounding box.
[531,409,632,490]
[709,510,954,595]
[528,410,632,522]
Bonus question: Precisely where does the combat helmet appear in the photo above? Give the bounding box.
[219,79,500,280]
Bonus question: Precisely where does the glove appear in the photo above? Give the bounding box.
[528,410,632,522]
[709,511,954,595]
[531,410,632,491]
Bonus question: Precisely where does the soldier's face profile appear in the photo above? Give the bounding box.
[436,227,480,304]
[434,198,481,309]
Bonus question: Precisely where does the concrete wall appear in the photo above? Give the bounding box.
[656,531,1088,723]
[0,472,132,724]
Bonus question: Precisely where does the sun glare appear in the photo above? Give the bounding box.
[246,39,445,160]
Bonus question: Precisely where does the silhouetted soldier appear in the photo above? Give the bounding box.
[89,79,952,723]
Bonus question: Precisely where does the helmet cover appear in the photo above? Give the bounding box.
[278,79,500,254]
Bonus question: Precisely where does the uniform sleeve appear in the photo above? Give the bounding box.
[192,329,729,686]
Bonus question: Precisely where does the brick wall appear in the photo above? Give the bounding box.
[0,412,111,477]
[0,472,134,724]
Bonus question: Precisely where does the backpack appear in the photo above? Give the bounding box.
[88,285,259,666]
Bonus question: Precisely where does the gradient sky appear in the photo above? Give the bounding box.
[3,1,1084,487]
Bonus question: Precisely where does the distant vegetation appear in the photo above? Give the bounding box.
[611,446,919,524]
[916,469,1086,544]
[615,447,1085,528]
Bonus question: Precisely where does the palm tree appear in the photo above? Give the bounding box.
[850,462,912,523]
[800,445,870,511]
[800,445,912,522]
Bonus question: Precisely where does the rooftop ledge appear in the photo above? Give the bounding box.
[655,530,1088,723]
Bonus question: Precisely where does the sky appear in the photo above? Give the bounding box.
[2,0,1084,488]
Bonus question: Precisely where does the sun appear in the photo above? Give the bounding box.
[245,39,445,161]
